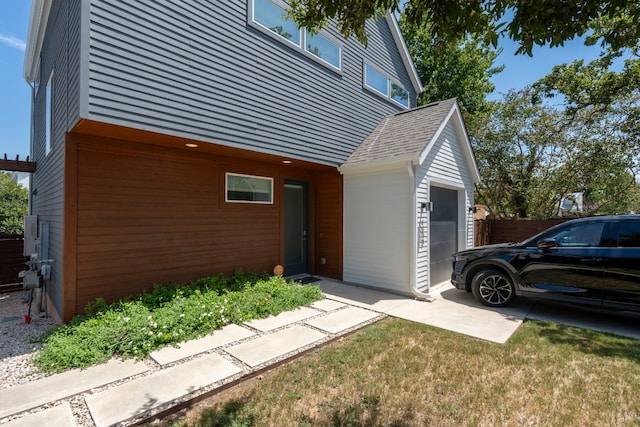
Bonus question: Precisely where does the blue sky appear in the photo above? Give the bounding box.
[0,2,605,160]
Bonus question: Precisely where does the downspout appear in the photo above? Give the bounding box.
[27,80,35,215]
[407,161,434,302]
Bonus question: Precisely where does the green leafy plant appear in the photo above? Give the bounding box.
[34,272,323,373]
[0,172,28,234]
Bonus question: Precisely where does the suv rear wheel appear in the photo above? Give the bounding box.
[471,269,515,307]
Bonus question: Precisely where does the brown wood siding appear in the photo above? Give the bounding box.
[71,134,342,314]
[315,173,343,279]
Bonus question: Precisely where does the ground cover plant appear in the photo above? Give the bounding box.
[34,271,323,373]
[172,318,640,427]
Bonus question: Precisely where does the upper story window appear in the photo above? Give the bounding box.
[364,64,409,108]
[305,32,341,69]
[253,0,300,45]
[251,0,342,70]
[45,70,54,156]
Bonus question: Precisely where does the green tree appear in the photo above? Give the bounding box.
[288,0,640,55]
[468,91,564,218]
[469,90,640,219]
[398,10,503,114]
[0,173,28,234]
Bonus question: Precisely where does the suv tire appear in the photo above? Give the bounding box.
[471,269,515,307]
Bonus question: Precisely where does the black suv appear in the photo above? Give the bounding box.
[451,215,640,311]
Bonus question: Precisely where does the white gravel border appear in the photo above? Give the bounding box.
[0,291,57,389]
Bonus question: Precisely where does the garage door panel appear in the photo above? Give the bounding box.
[430,187,458,285]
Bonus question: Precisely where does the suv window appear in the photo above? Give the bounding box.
[616,221,640,247]
[544,222,605,247]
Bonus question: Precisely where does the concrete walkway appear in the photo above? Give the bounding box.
[2,277,639,427]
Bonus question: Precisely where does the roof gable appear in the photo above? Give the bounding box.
[339,98,480,182]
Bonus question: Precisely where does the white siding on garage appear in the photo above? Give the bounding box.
[343,169,412,293]
[415,120,475,289]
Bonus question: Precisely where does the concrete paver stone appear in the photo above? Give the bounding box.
[226,324,326,367]
[150,324,255,366]
[85,354,242,427]
[244,306,321,332]
[311,299,346,312]
[0,359,148,419]
[2,403,76,427]
[305,306,381,334]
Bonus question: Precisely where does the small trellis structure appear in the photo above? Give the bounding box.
[0,154,36,173]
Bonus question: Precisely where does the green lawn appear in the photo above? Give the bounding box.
[171,318,640,427]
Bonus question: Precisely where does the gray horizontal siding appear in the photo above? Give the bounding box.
[31,0,82,322]
[85,0,416,165]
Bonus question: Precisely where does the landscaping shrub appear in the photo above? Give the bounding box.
[34,272,323,373]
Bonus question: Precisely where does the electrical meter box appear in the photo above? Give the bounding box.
[23,270,40,289]
[24,215,38,256]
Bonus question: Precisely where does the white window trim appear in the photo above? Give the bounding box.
[225,172,274,204]
[45,69,54,156]
[251,0,302,49]
[303,29,342,70]
[248,0,343,73]
[390,81,410,108]
[363,62,410,109]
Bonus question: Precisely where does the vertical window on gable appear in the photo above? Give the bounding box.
[364,64,409,108]
[365,65,389,96]
[45,70,54,156]
[305,32,341,69]
[253,0,300,45]
[391,82,409,108]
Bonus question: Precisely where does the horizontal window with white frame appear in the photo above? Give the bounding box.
[364,64,409,108]
[250,0,342,70]
[225,173,274,204]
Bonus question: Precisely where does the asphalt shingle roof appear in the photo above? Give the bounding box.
[342,98,458,167]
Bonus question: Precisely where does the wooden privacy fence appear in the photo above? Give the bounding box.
[475,218,572,246]
[0,233,27,292]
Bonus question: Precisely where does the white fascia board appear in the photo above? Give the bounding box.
[339,155,418,176]
[23,0,53,82]
[417,102,481,183]
[385,12,423,95]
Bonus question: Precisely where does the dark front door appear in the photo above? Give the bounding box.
[430,186,458,286]
[284,181,309,276]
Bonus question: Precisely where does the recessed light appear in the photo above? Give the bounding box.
[185,143,198,148]
[282,160,292,164]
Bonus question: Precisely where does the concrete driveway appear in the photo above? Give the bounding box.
[318,279,640,343]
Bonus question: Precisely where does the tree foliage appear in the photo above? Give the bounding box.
[469,90,640,219]
[398,10,503,113]
[288,0,640,56]
[0,173,28,234]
